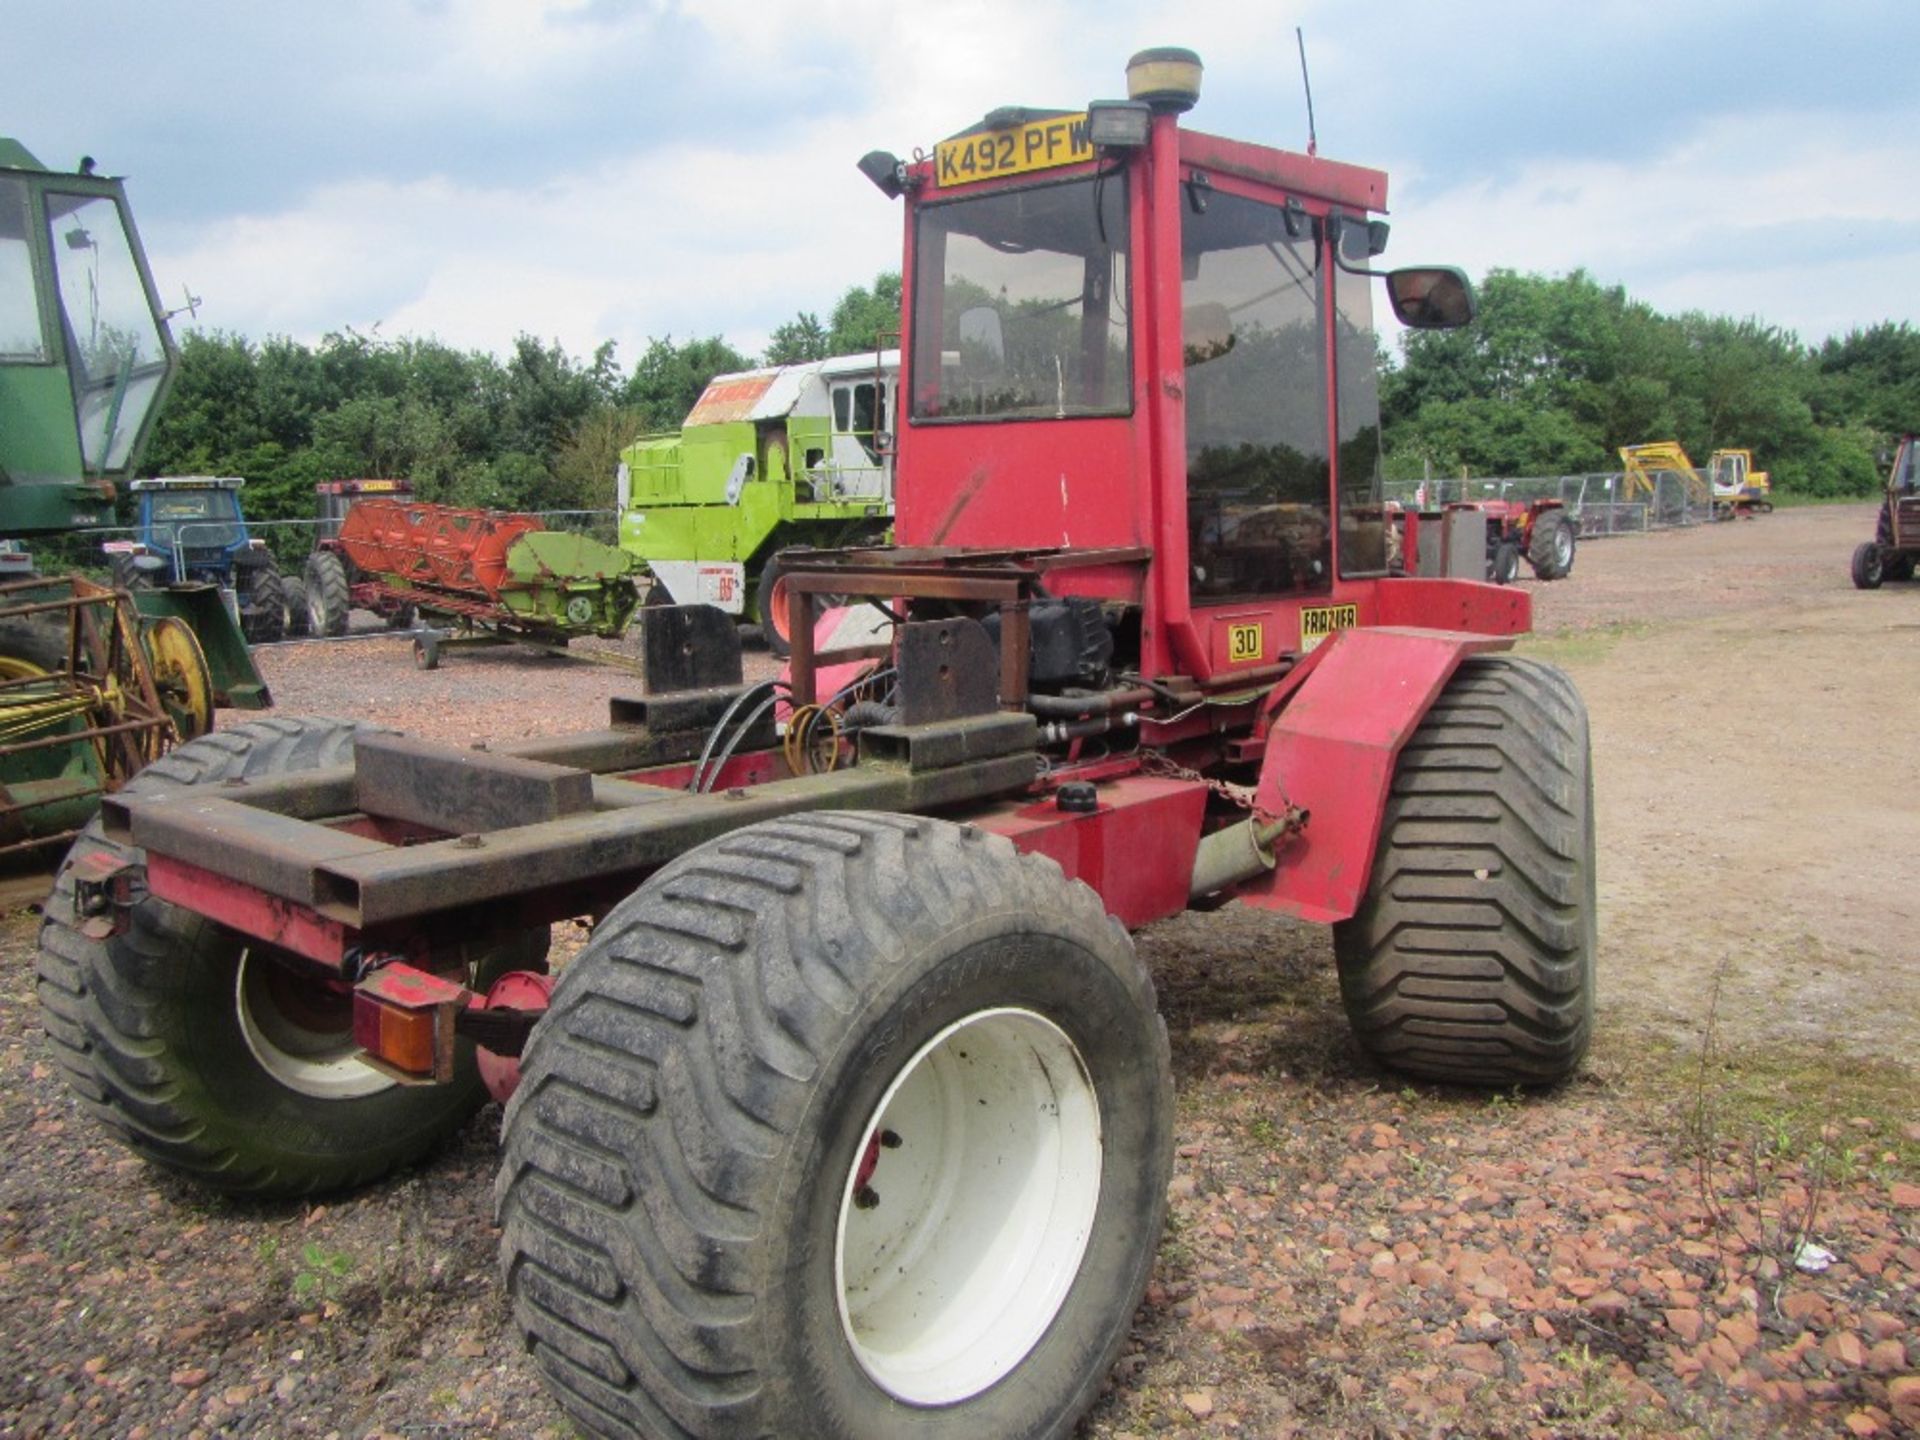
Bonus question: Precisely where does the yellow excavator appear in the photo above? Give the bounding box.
[1619,442,1773,519]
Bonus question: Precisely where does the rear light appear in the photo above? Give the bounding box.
[351,964,472,1083]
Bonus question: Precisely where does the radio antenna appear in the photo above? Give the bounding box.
[1296,27,1319,157]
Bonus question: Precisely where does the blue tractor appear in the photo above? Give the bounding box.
[106,476,299,641]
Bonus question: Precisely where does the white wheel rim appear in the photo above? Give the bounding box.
[236,949,394,1099]
[833,1007,1102,1405]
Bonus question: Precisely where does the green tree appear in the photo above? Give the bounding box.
[827,273,903,354]
[552,406,650,511]
[1812,322,1920,439]
[144,330,264,477]
[766,312,829,364]
[620,335,755,430]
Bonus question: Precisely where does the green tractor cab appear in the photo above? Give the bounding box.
[1,138,172,531]
[0,139,268,858]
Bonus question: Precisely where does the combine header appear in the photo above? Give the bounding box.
[37,47,1599,1440]
[302,492,641,662]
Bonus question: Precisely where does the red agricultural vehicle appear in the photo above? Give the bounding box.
[1393,497,1578,584]
[1477,497,1578,582]
[36,49,1597,1440]
[300,477,419,635]
[1851,434,1919,587]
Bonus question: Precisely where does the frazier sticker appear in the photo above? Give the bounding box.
[1299,603,1359,651]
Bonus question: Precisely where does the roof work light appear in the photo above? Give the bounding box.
[1087,100,1152,150]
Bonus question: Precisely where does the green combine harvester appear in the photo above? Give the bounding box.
[0,137,267,862]
[618,351,896,652]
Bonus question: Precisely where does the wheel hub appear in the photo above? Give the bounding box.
[833,1007,1102,1405]
[235,949,394,1099]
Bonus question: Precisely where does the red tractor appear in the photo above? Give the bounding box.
[1852,434,1919,587]
[1481,498,1578,582]
[301,477,421,634]
[37,49,1596,1440]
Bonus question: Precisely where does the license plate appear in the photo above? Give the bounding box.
[1299,604,1358,651]
[936,114,1092,187]
[1227,622,1263,663]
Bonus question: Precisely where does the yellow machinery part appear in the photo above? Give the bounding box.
[141,615,215,745]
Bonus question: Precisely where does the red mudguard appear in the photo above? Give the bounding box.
[1242,626,1513,924]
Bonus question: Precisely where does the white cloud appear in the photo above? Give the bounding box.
[162,114,906,359]
[137,2,1920,366]
[1388,110,1920,343]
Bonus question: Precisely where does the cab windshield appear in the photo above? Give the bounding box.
[909,175,1129,421]
[46,191,167,473]
[1181,189,1332,600]
[1180,191,1389,600]
[0,177,47,362]
[148,488,243,549]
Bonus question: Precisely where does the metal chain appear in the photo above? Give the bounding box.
[1138,749,1288,828]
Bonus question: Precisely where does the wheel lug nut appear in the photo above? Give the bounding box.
[855,1185,880,1210]
[880,1130,902,1149]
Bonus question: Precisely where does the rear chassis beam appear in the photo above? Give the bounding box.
[106,692,1085,972]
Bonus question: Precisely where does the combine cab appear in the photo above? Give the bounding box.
[36,50,1599,1440]
[0,139,265,858]
[619,351,897,653]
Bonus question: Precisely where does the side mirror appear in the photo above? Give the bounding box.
[1387,267,1476,329]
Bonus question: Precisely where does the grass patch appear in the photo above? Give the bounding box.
[1625,1029,1918,1182]
[1515,620,1655,667]
[1763,492,1878,510]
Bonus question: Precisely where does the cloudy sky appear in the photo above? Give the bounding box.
[13,0,1918,368]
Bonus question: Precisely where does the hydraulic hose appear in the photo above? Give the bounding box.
[1024,686,1156,720]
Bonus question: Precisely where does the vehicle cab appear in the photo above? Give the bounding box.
[0,139,176,534]
[862,49,1499,688]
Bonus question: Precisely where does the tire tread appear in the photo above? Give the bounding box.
[1333,655,1596,1084]
[498,812,1163,1439]
[33,716,513,1197]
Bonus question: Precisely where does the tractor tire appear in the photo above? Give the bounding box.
[1489,540,1520,585]
[1527,511,1576,580]
[0,616,71,673]
[1851,543,1884,590]
[35,716,550,1198]
[304,550,351,636]
[756,548,838,657]
[280,575,311,638]
[1333,655,1596,1086]
[498,811,1173,1440]
[241,566,287,643]
[108,552,152,592]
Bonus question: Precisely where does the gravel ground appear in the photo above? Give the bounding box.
[1,503,1915,1440]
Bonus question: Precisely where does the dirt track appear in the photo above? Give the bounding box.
[1,502,1915,1439]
